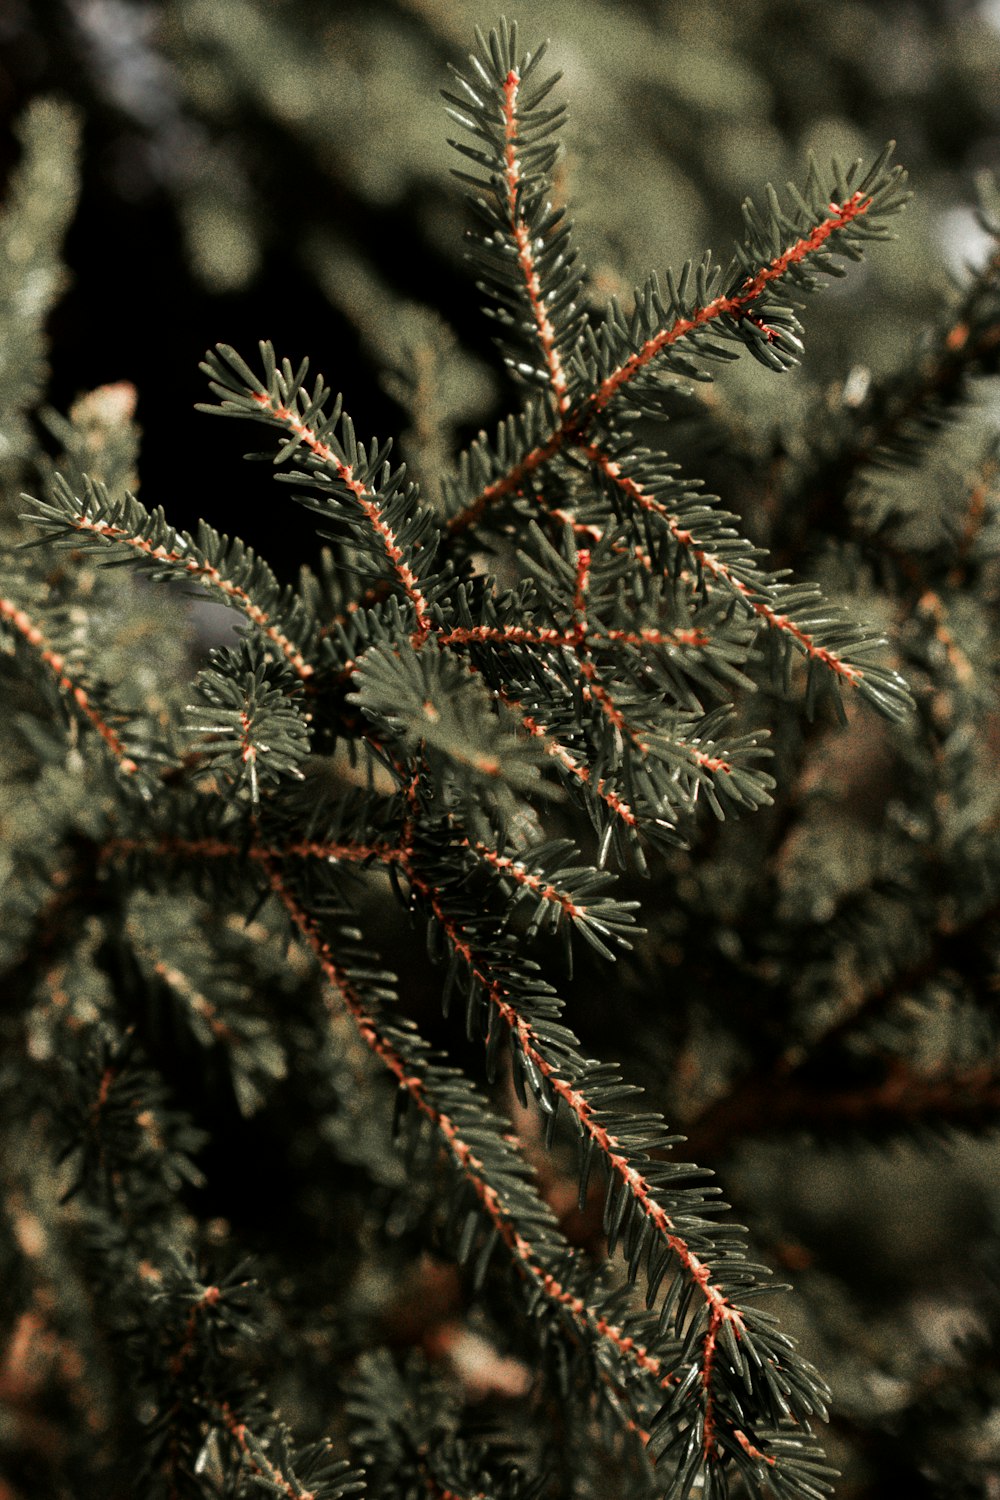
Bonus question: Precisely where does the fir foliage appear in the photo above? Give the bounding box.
[2,15,1000,1500]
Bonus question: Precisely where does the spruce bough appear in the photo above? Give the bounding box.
[9,16,976,1499]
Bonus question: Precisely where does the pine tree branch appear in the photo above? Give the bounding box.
[0,593,139,773]
[583,440,912,720]
[211,1402,365,1500]
[337,567,765,850]
[434,620,713,653]
[461,836,639,961]
[493,685,650,856]
[345,1352,554,1500]
[199,344,440,643]
[707,1058,1000,1139]
[292,909,829,1487]
[5,21,955,1495]
[443,155,906,540]
[23,477,319,683]
[444,422,564,536]
[265,860,680,1419]
[399,848,831,1463]
[686,894,1000,1159]
[115,834,401,867]
[216,1404,314,1500]
[193,337,898,842]
[443,19,585,413]
[252,389,434,638]
[185,636,313,805]
[586,189,877,418]
[773,220,1000,565]
[497,63,571,412]
[433,551,758,712]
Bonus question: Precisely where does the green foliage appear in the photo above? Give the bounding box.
[185,637,312,804]
[2,15,1000,1500]
[0,98,80,474]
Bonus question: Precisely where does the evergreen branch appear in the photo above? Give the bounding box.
[462,836,639,962]
[498,62,570,411]
[443,407,564,535]
[0,592,139,773]
[584,188,875,414]
[73,1226,304,1500]
[585,439,913,721]
[447,530,774,820]
[214,1403,365,1500]
[579,665,647,746]
[435,619,713,654]
[422,548,683,842]
[444,20,585,414]
[109,826,638,970]
[184,636,312,805]
[264,868,826,1486]
[199,343,438,640]
[582,439,763,592]
[571,663,775,821]
[144,954,236,1046]
[125,927,287,1119]
[599,141,907,400]
[103,832,402,871]
[55,1032,206,1210]
[22,475,319,682]
[443,148,908,538]
[655,714,776,819]
[435,621,580,648]
[6,16,970,1495]
[265,865,680,1418]
[401,844,830,1462]
[557,539,769,807]
[433,561,757,713]
[706,1059,1000,1140]
[345,1354,550,1500]
[216,1406,315,1500]
[773,180,1000,561]
[687,895,1000,1160]
[494,685,654,864]
[350,640,547,801]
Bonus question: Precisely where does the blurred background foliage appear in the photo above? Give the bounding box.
[3,3,1000,1497]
